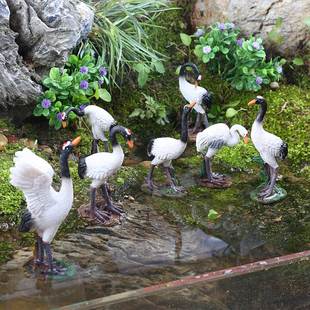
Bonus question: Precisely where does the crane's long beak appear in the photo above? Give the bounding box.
[127,140,134,149]
[62,121,67,128]
[194,81,198,88]
[248,99,256,106]
[243,135,249,144]
[72,136,81,146]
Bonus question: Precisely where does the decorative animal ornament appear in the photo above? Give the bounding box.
[78,125,134,224]
[10,137,81,274]
[61,105,116,153]
[179,63,212,133]
[196,123,248,187]
[248,96,288,200]
[146,102,196,193]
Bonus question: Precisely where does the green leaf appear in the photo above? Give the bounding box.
[208,209,219,221]
[49,67,60,80]
[138,70,149,87]
[153,61,165,74]
[68,55,79,66]
[180,33,192,46]
[33,106,43,116]
[242,67,248,74]
[292,57,304,66]
[99,88,111,102]
[221,47,229,54]
[226,107,238,118]
[42,109,49,117]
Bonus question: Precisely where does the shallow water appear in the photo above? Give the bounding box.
[0,167,309,309]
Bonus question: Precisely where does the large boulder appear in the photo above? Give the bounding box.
[192,0,310,56]
[0,0,94,122]
[0,0,41,123]
[6,0,94,76]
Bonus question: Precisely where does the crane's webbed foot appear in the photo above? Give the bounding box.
[171,185,186,192]
[212,173,227,180]
[105,203,124,216]
[89,207,111,224]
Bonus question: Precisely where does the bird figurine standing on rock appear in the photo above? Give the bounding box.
[144,102,196,195]
[10,137,81,275]
[248,96,288,203]
[196,123,249,188]
[78,125,134,224]
[61,105,116,153]
[179,63,212,134]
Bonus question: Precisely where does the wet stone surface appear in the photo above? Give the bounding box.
[0,169,309,308]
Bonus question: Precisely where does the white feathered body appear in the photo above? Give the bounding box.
[84,105,115,142]
[149,138,187,167]
[10,149,73,243]
[179,77,207,114]
[196,123,245,158]
[251,121,284,169]
[84,145,124,187]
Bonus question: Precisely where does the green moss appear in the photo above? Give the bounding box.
[0,241,13,264]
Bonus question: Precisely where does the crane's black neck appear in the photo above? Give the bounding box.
[60,150,71,178]
[180,109,190,143]
[179,63,200,80]
[256,101,267,123]
[110,125,122,147]
[66,107,85,117]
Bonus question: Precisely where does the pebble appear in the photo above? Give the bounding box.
[270,81,279,90]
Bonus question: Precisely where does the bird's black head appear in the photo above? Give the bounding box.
[61,107,85,128]
[110,125,134,149]
[180,63,202,81]
[61,136,81,154]
[248,95,266,106]
[202,92,213,110]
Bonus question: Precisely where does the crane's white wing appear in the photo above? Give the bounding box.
[196,124,229,153]
[151,138,186,161]
[10,148,57,219]
[85,152,124,180]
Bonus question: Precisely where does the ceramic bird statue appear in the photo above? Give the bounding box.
[196,123,248,187]
[78,125,134,224]
[61,105,116,153]
[179,63,212,133]
[10,137,81,274]
[146,102,196,192]
[248,96,288,199]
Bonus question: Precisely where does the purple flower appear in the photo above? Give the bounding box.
[203,45,212,54]
[218,23,226,31]
[98,79,104,87]
[56,112,63,121]
[194,28,205,37]
[236,38,243,47]
[256,76,263,85]
[80,66,88,74]
[41,98,51,109]
[252,41,260,50]
[276,66,283,74]
[79,104,87,111]
[99,67,107,77]
[80,80,88,90]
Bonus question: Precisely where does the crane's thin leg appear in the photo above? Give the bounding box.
[35,236,44,265]
[202,113,209,128]
[89,187,110,223]
[260,167,278,198]
[146,165,156,191]
[103,141,109,152]
[166,166,185,192]
[102,183,124,215]
[192,113,202,133]
[91,139,100,154]
[204,156,226,185]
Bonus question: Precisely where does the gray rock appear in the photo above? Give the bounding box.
[6,0,94,76]
[192,0,310,56]
[0,0,94,121]
[0,0,42,122]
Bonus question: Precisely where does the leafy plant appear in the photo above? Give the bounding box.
[190,22,285,91]
[83,0,172,87]
[33,48,111,129]
[129,93,169,125]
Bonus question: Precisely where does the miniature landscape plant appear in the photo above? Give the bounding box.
[83,0,171,87]
[181,22,285,92]
[129,93,169,125]
[33,49,111,129]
